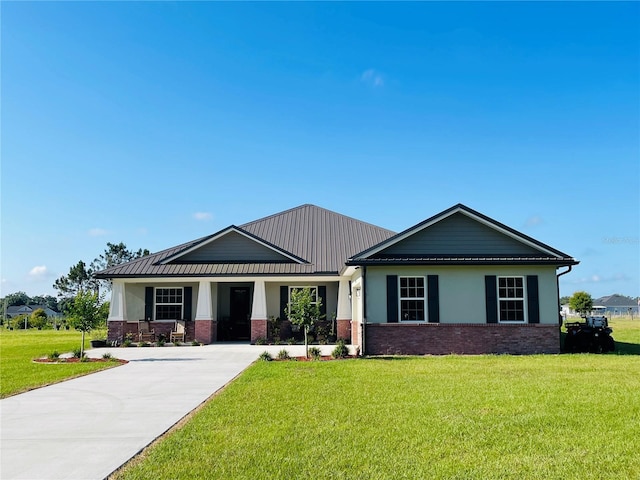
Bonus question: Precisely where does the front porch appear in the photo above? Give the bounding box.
[107,278,355,345]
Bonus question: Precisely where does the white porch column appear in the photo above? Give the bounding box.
[251,279,267,320]
[337,279,352,320]
[195,281,213,320]
[108,281,126,321]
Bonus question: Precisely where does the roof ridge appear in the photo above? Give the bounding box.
[240,204,395,234]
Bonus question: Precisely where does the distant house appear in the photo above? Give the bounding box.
[96,204,578,355]
[5,305,62,319]
[593,294,639,316]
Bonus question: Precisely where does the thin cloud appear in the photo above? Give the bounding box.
[193,212,213,221]
[567,273,631,284]
[28,265,48,280]
[361,69,384,87]
[524,215,543,228]
[88,228,108,237]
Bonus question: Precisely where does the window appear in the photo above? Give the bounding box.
[288,286,318,304]
[155,287,183,320]
[399,277,425,321]
[498,277,525,322]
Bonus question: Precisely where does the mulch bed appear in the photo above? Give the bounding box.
[276,355,357,362]
[33,357,128,364]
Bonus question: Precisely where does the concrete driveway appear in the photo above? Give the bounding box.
[1,343,333,480]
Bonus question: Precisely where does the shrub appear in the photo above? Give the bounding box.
[255,337,267,345]
[102,352,113,360]
[156,339,165,347]
[309,346,322,360]
[287,337,296,345]
[72,347,85,359]
[191,340,201,346]
[258,351,273,361]
[332,339,349,359]
[276,349,291,360]
[138,341,150,347]
[30,309,48,329]
[122,339,133,348]
[10,315,29,330]
[48,351,60,361]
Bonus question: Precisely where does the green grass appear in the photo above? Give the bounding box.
[115,349,640,478]
[0,329,120,398]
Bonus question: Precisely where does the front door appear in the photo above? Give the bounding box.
[229,287,251,341]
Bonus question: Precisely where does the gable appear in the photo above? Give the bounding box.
[378,212,541,257]
[170,230,297,264]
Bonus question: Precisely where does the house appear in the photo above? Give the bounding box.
[96,204,578,355]
[593,294,639,316]
[6,305,62,319]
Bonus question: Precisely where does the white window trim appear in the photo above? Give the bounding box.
[497,276,527,324]
[398,276,427,323]
[155,286,184,321]
[288,286,319,305]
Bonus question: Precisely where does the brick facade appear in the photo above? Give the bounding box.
[251,319,268,344]
[108,320,198,344]
[336,319,352,342]
[195,320,217,344]
[365,323,560,355]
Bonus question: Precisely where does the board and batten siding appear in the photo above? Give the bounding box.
[365,266,559,325]
[379,213,541,256]
[177,231,293,263]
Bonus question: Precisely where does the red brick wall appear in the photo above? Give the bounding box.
[195,320,217,344]
[251,319,267,344]
[336,319,352,342]
[365,323,560,355]
[108,321,197,343]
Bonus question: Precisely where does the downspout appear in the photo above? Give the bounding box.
[556,265,573,351]
[361,266,367,356]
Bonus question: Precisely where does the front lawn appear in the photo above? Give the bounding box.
[0,329,121,398]
[114,353,640,479]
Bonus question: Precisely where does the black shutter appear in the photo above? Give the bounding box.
[144,287,154,321]
[485,276,498,324]
[318,286,327,319]
[183,286,193,321]
[526,275,539,324]
[280,286,288,320]
[387,275,398,323]
[427,275,440,323]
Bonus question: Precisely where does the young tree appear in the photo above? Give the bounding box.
[285,287,324,358]
[67,291,107,358]
[569,291,593,316]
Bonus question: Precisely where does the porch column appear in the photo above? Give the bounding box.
[195,281,216,343]
[250,279,268,343]
[336,279,352,342]
[107,281,127,343]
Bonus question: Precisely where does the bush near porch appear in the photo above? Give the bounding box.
[114,319,640,480]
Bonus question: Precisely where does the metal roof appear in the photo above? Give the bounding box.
[95,204,397,278]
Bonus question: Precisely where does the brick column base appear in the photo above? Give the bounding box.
[107,321,125,343]
[336,319,352,342]
[251,319,267,344]
[195,319,217,344]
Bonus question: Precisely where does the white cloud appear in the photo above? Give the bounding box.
[361,69,384,87]
[567,273,631,285]
[28,265,48,279]
[193,212,213,221]
[88,228,108,237]
[524,215,543,227]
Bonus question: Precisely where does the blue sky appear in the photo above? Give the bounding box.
[2,2,638,300]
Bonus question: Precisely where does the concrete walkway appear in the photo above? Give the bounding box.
[1,344,337,480]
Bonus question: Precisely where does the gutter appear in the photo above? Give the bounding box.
[556,265,573,351]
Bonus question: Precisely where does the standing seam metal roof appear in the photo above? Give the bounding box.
[95,205,397,278]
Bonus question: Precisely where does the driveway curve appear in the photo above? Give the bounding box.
[1,344,267,480]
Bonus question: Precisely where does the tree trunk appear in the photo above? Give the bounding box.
[81,331,85,358]
[304,326,309,358]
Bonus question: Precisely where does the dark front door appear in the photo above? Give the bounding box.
[229,287,251,341]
